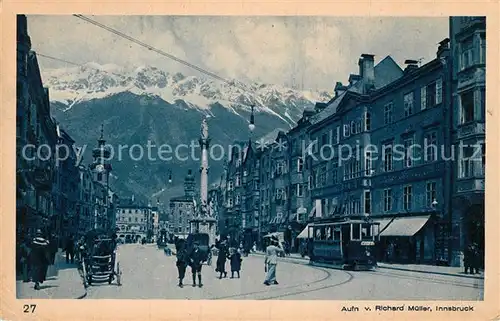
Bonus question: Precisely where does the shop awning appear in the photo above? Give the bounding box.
[379,215,431,237]
[375,218,394,232]
[297,224,313,239]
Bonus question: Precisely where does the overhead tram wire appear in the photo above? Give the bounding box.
[72,14,252,95]
[36,52,127,79]
[72,14,263,120]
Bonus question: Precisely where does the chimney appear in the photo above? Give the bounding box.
[334,81,347,97]
[359,54,375,93]
[437,38,450,65]
[314,102,328,113]
[348,74,362,86]
[404,59,419,74]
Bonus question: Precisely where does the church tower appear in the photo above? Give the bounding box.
[184,169,196,198]
[90,124,112,186]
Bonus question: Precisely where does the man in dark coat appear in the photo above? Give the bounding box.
[30,229,50,290]
[189,241,204,287]
[216,240,229,279]
[176,240,189,287]
[48,233,58,265]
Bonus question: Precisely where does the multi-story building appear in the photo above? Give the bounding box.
[169,170,196,238]
[307,46,453,264]
[208,183,224,236]
[241,141,260,250]
[77,164,95,237]
[151,204,160,241]
[89,127,114,230]
[54,127,80,242]
[256,129,287,239]
[286,109,315,251]
[221,141,246,245]
[267,130,290,234]
[214,17,485,267]
[449,16,486,267]
[116,198,151,243]
[16,15,57,243]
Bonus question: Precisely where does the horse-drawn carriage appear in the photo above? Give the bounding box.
[80,229,122,287]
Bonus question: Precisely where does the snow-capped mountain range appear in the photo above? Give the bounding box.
[41,63,332,127]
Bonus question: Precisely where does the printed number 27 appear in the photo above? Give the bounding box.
[23,304,36,313]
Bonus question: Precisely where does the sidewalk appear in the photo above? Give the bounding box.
[16,250,87,299]
[251,251,484,280]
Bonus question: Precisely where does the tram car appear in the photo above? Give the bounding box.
[308,217,380,270]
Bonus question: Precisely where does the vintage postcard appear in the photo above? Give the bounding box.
[1,1,499,320]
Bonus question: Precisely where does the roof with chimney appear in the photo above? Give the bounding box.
[309,55,403,125]
[373,56,404,89]
[256,128,287,147]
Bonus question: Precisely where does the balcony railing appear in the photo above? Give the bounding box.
[457,122,485,139]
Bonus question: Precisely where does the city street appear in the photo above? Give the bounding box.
[84,244,483,300]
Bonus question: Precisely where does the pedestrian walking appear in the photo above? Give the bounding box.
[284,241,291,256]
[469,242,480,274]
[175,240,189,287]
[386,242,395,263]
[473,242,481,274]
[65,235,75,264]
[464,243,475,274]
[263,237,284,286]
[229,247,242,278]
[216,240,229,279]
[30,229,50,290]
[189,241,204,287]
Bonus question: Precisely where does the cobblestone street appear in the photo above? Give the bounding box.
[83,244,483,300]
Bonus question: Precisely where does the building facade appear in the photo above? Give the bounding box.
[77,164,95,237]
[449,16,486,267]
[286,109,315,251]
[16,15,57,245]
[169,170,196,238]
[54,127,80,242]
[116,199,151,243]
[89,127,115,231]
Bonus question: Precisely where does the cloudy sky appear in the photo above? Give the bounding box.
[27,15,449,91]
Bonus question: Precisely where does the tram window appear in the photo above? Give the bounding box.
[326,227,333,240]
[362,223,373,239]
[342,225,350,242]
[315,228,321,240]
[333,228,341,241]
[352,224,361,240]
[320,227,326,240]
[373,224,380,239]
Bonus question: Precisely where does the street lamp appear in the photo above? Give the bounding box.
[168,170,172,184]
[248,105,255,133]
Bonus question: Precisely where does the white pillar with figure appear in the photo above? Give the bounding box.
[190,116,217,246]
